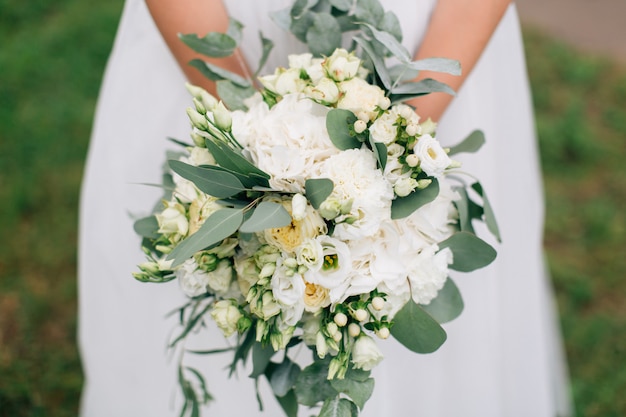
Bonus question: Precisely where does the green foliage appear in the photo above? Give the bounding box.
[305,178,334,209]
[421,278,464,324]
[390,178,439,219]
[239,202,292,233]
[390,300,447,354]
[438,232,497,272]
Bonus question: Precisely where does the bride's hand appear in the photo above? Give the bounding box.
[407,0,511,122]
[145,0,250,96]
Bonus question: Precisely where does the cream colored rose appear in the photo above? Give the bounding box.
[323,49,361,82]
[304,77,340,104]
[337,78,387,122]
[303,281,330,313]
[264,198,327,253]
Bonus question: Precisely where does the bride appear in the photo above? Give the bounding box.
[78,0,572,416]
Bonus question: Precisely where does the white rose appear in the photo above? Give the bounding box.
[156,201,188,238]
[351,335,384,371]
[305,58,326,84]
[304,77,340,104]
[414,134,451,177]
[210,300,242,337]
[303,281,330,313]
[323,49,361,81]
[176,259,210,297]
[337,77,386,121]
[206,260,233,296]
[369,111,398,145]
[271,262,306,308]
[288,53,313,69]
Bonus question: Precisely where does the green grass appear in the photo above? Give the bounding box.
[0,2,625,416]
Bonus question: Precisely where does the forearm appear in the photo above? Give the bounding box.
[145,0,248,95]
[408,0,512,121]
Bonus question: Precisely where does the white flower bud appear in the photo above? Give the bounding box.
[333,312,348,327]
[186,107,209,130]
[371,296,385,311]
[327,322,339,337]
[406,154,420,167]
[417,179,433,189]
[192,97,206,114]
[332,331,343,342]
[405,123,420,137]
[324,49,361,81]
[283,257,298,269]
[213,101,232,132]
[420,117,437,136]
[378,96,391,110]
[291,193,308,221]
[348,323,361,338]
[354,308,368,322]
[316,332,328,358]
[259,263,276,279]
[376,327,390,340]
[190,131,206,147]
[354,119,367,134]
[394,177,419,197]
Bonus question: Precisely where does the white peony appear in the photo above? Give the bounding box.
[413,134,452,177]
[407,245,453,305]
[176,259,210,297]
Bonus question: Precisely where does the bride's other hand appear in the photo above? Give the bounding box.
[408,0,511,122]
[145,0,249,96]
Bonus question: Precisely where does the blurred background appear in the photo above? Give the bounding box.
[0,0,624,416]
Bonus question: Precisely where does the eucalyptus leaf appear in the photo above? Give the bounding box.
[226,18,244,44]
[168,160,245,198]
[448,130,486,156]
[291,0,319,18]
[326,109,361,150]
[329,375,374,410]
[270,7,292,32]
[250,343,275,378]
[204,138,271,183]
[254,33,275,77]
[295,361,338,406]
[421,278,464,324]
[230,329,256,377]
[353,0,384,26]
[269,358,302,397]
[166,208,243,267]
[179,33,237,58]
[369,139,388,170]
[378,11,402,42]
[239,202,292,233]
[188,59,251,87]
[453,186,476,234]
[306,12,342,57]
[328,0,352,11]
[319,396,358,417]
[170,303,212,346]
[391,178,439,219]
[216,80,256,111]
[361,23,410,62]
[275,389,298,417]
[471,182,501,242]
[390,300,447,353]
[290,10,315,43]
[391,78,456,96]
[353,37,391,90]
[312,0,332,13]
[305,178,334,209]
[388,63,420,83]
[407,57,462,76]
[438,231,497,272]
[134,216,160,239]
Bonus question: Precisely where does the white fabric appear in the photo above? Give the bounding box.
[78,1,571,416]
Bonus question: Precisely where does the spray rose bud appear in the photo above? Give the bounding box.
[354,119,367,134]
[406,154,420,168]
[333,312,348,327]
[351,335,384,371]
[394,177,419,197]
[348,323,361,338]
[417,179,433,189]
[405,123,421,137]
[371,296,385,311]
[210,300,243,337]
[324,49,361,81]
[319,198,342,220]
[213,101,232,132]
[186,107,209,130]
[291,193,308,221]
[305,77,340,104]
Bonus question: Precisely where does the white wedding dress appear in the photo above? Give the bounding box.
[78,1,572,416]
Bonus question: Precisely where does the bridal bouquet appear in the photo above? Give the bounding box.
[133,1,499,416]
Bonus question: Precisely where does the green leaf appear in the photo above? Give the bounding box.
[453,186,476,234]
[295,361,338,406]
[166,208,243,267]
[319,396,358,417]
[421,278,464,324]
[204,139,270,183]
[388,64,420,83]
[168,160,245,198]
[353,37,391,90]
[306,12,342,57]
[438,231,497,272]
[291,0,319,18]
[391,178,440,219]
[268,358,302,397]
[179,32,237,58]
[239,202,292,233]
[290,10,315,43]
[216,80,256,111]
[229,329,256,376]
[170,302,212,346]
[226,18,244,44]
[353,0,384,26]
[134,215,159,239]
[390,300,447,353]
[254,33,274,78]
[471,182,501,242]
[328,0,352,11]
[305,178,334,209]
[275,389,298,417]
[390,78,456,97]
[361,23,410,62]
[378,11,402,42]
[329,375,374,410]
[448,130,486,156]
[249,343,275,378]
[369,139,387,170]
[188,59,251,87]
[270,7,292,32]
[407,57,462,76]
[326,109,361,150]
